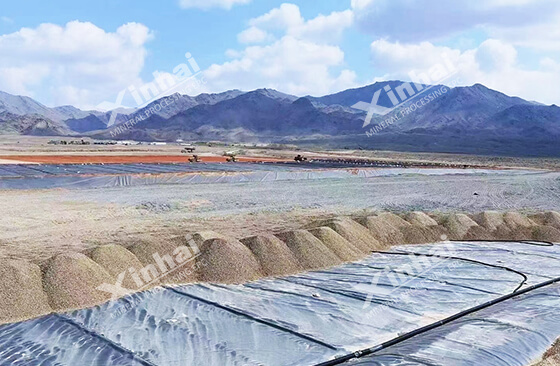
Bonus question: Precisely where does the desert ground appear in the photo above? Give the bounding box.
[0,136,559,264]
[1,136,560,365]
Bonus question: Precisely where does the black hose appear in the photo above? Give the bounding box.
[314,275,560,366]
[164,286,337,350]
[451,239,554,247]
[372,250,528,292]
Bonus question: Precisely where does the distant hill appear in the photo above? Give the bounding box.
[0,111,71,136]
[0,82,558,156]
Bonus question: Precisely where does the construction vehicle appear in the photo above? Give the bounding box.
[223,150,239,162]
[181,147,195,153]
[294,154,307,162]
[224,153,237,162]
[188,154,200,163]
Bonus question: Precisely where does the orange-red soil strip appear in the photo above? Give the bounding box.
[0,155,290,164]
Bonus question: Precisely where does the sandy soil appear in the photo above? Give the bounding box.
[1,169,558,264]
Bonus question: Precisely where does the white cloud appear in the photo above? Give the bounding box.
[249,3,304,30]
[290,9,353,43]
[1,16,14,24]
[352,0,560,42]
[487,13,560,51]
[243,4,353,44]
[178,0,251,10]
[204,4,357,96]
[203,36,356,96]
[369,39,560,105]
[0,21,153,108]
[237,26,270,44]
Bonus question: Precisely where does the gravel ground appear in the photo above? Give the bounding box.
[1,169,559,263]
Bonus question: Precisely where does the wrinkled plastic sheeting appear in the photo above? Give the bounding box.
[396,241,560,285]
[0,165,535,190]
[0,242,559,365]
[342,283,560,366]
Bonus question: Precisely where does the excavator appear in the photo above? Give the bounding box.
[224,152,237,162]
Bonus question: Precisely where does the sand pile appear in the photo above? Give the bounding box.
[503,212,535,230]
[0,260,51,324]
[240,235,302,276]
[416,225,449,242]
[472,211,505,231]
[399,225,432,244]
[309,227,363,261]
[493,225,533,240]
[462,225,494,240]
[191,230,230,246]
[374,212,431,244]
[127,238,198,285]
[403,212,449,242]
[442,213,480,240]
[371,212,441,244]
[89,245,145,291]
[532,226,560,242]
[276,230,342,269]
[405,211,439,227]
[358,216,405,246]
[319,218,382,252]
[42,252,114,311]
[376,212,411,228]
[531,211,560,229]
[197,238,263,283]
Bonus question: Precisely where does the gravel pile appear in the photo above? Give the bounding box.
[0,260,51,324]
[89,244,145,291]
[504,212,535,230]
[443,213,480,240]
[4,210,557,325]
[240,234,302,276]
[358,216,405,246]
[309,227,363,261]
[405,211,439,227]
[471,211,505,231]
[197,238,264,283]
[126,238,199,285]
[532,226,560,242]
[42,252,114,311]
[276,230,342,269]
[319,218,382,252]
[191,231,230,247]
[531,211,560,229]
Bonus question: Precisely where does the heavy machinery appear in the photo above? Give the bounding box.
[223,150,239,162]
[294,154,307,162]
[188,154,200,163]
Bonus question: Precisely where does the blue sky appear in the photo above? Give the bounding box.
[0,0,559,108]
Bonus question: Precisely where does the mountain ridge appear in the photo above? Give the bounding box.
[0,82,558,156]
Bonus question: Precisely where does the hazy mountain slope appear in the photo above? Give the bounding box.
[94,89,364,141]
[0,111,71,136]
[0,91,97,122]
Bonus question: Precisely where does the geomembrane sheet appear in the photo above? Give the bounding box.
[0,241,559,365]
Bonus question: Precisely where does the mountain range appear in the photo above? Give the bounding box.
[0,82,558,157]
